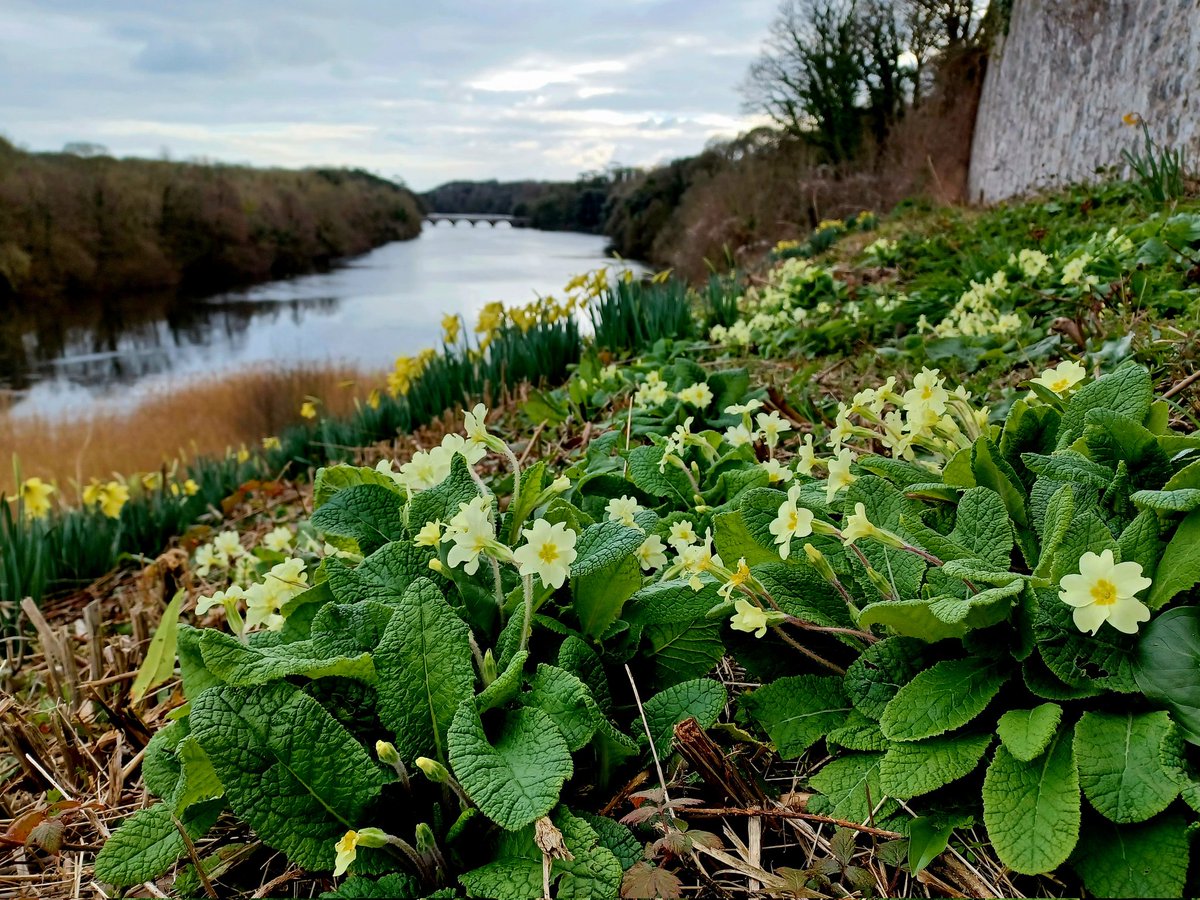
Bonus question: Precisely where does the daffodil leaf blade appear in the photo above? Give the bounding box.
[1071,812,1191,900]
[879,657,1008,742]
[448,704,573,831]
[1146,508,1200,609]
[1074,710,1182,823]
[982,733,1081,875]
[996,703,1062,762]
[93,799,223,887]
[375,577,476,763]
[1134,606,1200,745]
[879,731,992,799]
[636,678,726,756]
[743,675,851,759]
[310,484,405,555]
[129,589,185,704]
[190,681,386,871]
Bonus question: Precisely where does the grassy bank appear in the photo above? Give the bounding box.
[0,139,422,301]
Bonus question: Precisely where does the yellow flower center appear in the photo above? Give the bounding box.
[787,510,799,531]
[1090,579,1117,606]
[538,543,559,564]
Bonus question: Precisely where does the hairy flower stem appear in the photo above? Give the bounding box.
[519,574,534,652]
[769,625,847,675]
[385,835,432,882]
[501,443,522,511]
[490,557,507,623]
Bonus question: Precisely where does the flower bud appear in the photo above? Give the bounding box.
[375,740,401,767]
[415,756,450,784]
[415,823,436,853]
[354,827,390,849]
[428,558,446,574]
[482,649,498,687]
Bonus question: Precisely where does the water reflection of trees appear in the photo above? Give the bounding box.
[0,293,340,391]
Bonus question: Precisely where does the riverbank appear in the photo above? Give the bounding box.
[0,139,422,302]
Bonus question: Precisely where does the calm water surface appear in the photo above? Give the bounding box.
[3,225,641,416]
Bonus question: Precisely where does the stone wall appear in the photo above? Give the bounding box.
[968,0,1200,202]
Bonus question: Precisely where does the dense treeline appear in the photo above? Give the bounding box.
[0,138,421,300]
[421,173,629,234]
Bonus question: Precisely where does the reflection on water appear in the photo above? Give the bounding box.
[2,226,639,416]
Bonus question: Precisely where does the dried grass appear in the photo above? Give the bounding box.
[0,364,386,497]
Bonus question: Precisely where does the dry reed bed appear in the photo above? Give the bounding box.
[0,364,385,497]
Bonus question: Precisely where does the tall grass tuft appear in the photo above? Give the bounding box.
[1122,118,1188,204]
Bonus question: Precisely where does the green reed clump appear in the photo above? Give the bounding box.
[589,278,695,354]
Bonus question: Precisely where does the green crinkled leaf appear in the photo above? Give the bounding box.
[571,521,645,578]
[1021,451,1115,490]
[858,597,967,642]
[1056,364,1152,450]
[94,800,223,887]
[172,736,224,814]
[627,443,693,505]
[752,562,856,629]
[407,452,481,531]
[947,487,1015,568]
[1134,606,1200,744]
[1034,485,1074,578]
[982,732,1080,875]
[505,461,549,542]
[970,438,1028,530]
[557,637,612,712]
[879,732,992,799]
[324,540,435,607]
[644,618,724,689]
[879,658,1008,742]
[190,682,386,871]
[177,625,222,701]
[318,873,421,899]
[1117,511,1164,582]
[310,601,394,658]
[577,813,641,871]
[1046,508,1119,587]
[926,579,1024,629]
[711,510,785,567]
[310,484,405,555]
[1033,587,1139,692]
[199,630,375,686]
[1084,409,1172,488]
[808,753,893,823]
[448,703,573,830]
[572,550,642,639]
[1146,508,1200,609]
[142,719,189,800]
[625,580,722,626]
[996,703,1062,762]
[826,710,888,752]
[844,637,930,720]
[521,664,600,751]
[742,675,850,759]
[375,577,476,763]
[1071,812,1190,900]
[1074,710,1183,823]
[637,678,726,755]
[477,650,529,713]
[459,859,542,900]
[313,464,401,510]
[1130,488,1200,512]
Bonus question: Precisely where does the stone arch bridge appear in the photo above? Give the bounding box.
[423,213,531,228]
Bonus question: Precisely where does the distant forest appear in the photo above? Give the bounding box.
[420,174,625,235]
[0,138,422,301]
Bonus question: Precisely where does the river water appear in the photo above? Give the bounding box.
[2,225,641,417]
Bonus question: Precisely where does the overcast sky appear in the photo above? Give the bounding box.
[2,1,777,190]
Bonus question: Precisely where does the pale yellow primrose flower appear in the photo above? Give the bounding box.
[463,403,490,447]
[244,557,309,631]
[725,400,764,416]
[769,484,814,560]
[414,520,444,548]
[795,434,817,476]
[213,531,244,559]
[718,557,751,599]
[512,519,578,590]
[634,535,668,571]
[196,584,245,616]
[825,449,857,504]
[840,502,890,546]
[1031,360,1087,396]
[759,458,793,484]
[756,411,792,449]
[605,495,642,528]
[902,368,949,417]
[444,497,496,575]
[1058,549,1152,635]
[262,526,294,553]
[730,598,770,638]
[668,520,698,550]
[677,381,714,408]
[725,424,757,447]
[333,828,390,878]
